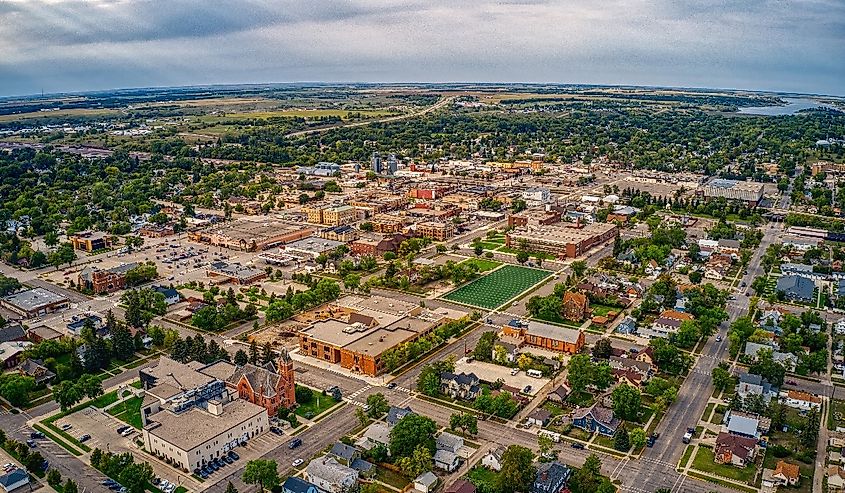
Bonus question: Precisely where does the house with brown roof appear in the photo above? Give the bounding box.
[714,432,757,467]
[562,292,589,321]
[771,460,800,486]
[780,390,822,410]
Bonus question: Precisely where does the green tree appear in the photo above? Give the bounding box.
[571,260,588,278]
[614,427,630,451]
[592,338,612,359]
[496,445,536,493]
[516,250,530,264]
[389,414,437,458]
[47,469,62,487]
[63,479,79,493]
[711,363,732,393]
[234,349,248,366]
[629,427,647,449]
[249,341,259,364]
[242,459,280,492]
[396,444,433,479]
[611,384,642,421]
[225,482,238,493]
[118,462,154,493]
[571,454,603,493]
[366,393,390,418]
[473,331,497,361]
[474,244,484,256]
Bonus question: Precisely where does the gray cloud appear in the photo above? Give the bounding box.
[0,0,842,96]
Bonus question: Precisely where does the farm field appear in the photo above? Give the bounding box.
[442,264,551,309]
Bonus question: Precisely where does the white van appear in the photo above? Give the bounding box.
[527,369,543,378]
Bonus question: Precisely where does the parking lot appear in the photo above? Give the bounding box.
[453,357,553,396]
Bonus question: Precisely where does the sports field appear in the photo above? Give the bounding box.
[442,265,551,309]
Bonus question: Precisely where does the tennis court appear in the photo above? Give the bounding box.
[442,264,551,309]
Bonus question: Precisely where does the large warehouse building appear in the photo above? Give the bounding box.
[505,222,618,259]
[297,295,465,376]
[701,179,765,206]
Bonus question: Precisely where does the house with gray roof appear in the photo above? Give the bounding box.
[329,442,360,466]
[282,477,320,493]
[440,372,480,401]
[736,372,778,403]
[306,455,359,493]
[776,275,815,302]
[386,406,414,427]
[532,462,572,493]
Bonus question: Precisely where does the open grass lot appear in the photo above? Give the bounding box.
[691,446,757,484]
[442,265,551,309]
[293,386,338,419]
[108,396,144,429]
[459,258,502,272]
[829,398,845,430]
[592,304,622,318]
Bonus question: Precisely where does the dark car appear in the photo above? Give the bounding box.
[26,440,36,448]
[289,438,303,449]
[79,434,91,442]
[646,437,655,447]
[228,451,240,461]
[200,470,209,479]
[209,462,219,471]
[570,442,585,449]
[223,455,233,465]
[29,432,44,439]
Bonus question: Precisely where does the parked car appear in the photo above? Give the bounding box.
[228,451,240,461]
[29,432,44,439]
[570,442,585,449]
[289,438,303,449]
[26,440,36,448]
[292,459,304,467]
[510,369,520,376]
[60,424,72,431]
[386,382,397,389]
[79,434,91,442]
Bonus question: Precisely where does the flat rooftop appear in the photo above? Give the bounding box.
[146,399,265,451]
[143,357,217,390]
[285,237,345,254]
[510,222,616,244]
[208,218,308,241]
[344,326,416,355]
[336,294,417,318]
[3,288,68,311]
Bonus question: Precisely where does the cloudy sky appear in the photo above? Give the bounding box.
[1,0,843,97]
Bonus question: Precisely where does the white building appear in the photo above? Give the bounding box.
[521,188,551,205]
[306,455,359,493]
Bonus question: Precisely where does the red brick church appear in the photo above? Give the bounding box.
[225,349,296,416]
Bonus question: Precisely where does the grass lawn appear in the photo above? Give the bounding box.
[691,446,757,484]
[710,404,727,425]
[376,465,410,489]
[829,399,845,430]
[566,391,595,408]
[467,465,499,490]
[592,304,623,318]
[679,445,694,468]
[108,396,144,429]
[542,401,570,417]
[442,265,551,309]
[563,427,592,441]
[294,387,338,419]
[473,241,503,251]
[459,258,502,272]
[532,311,584,328]
[593,434,616,449]
[90,390,120,409]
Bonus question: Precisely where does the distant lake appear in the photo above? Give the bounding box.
[737,98,837,116]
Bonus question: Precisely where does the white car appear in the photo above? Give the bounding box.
[292,459,304,467]
[510,369,519,376]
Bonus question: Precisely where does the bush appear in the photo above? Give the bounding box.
[295,386,313,404]
[770,445,791,458]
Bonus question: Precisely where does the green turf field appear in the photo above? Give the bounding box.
[442,264,551,309]
[459,258,502,272]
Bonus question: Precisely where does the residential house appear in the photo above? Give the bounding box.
[744,342,797,371]
[435,431,465,471]
[481,447,505,472]
[305,456,359,493]
[635,347,656,366]
[0,469,29,493]
[532,462,572,493]
[329,443,360,466]
[445,479,477,493]
[572,404,620,436]
[780,390,822,410]
[26,325,62,343]
[282,477,320,493]
[609,356,653,378]
[413,472,438,493]
[714,432,757,467]
[616,316,636,334]
[736,372,778,404]
[153,285,181,305]
[18,358,55,385]
[827,466,845,490]
[386,406,415,427]
[0,341,30,369]
[776,275,815,303]
[562,292,589,321]
[440,372,480,401]
[546,384,571,404]
[770,460,800,486]
[0,324,26,344]
[526,408,552,427]
[724,412,762,439]
[492,338,521,363]
[356,422,390,451]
